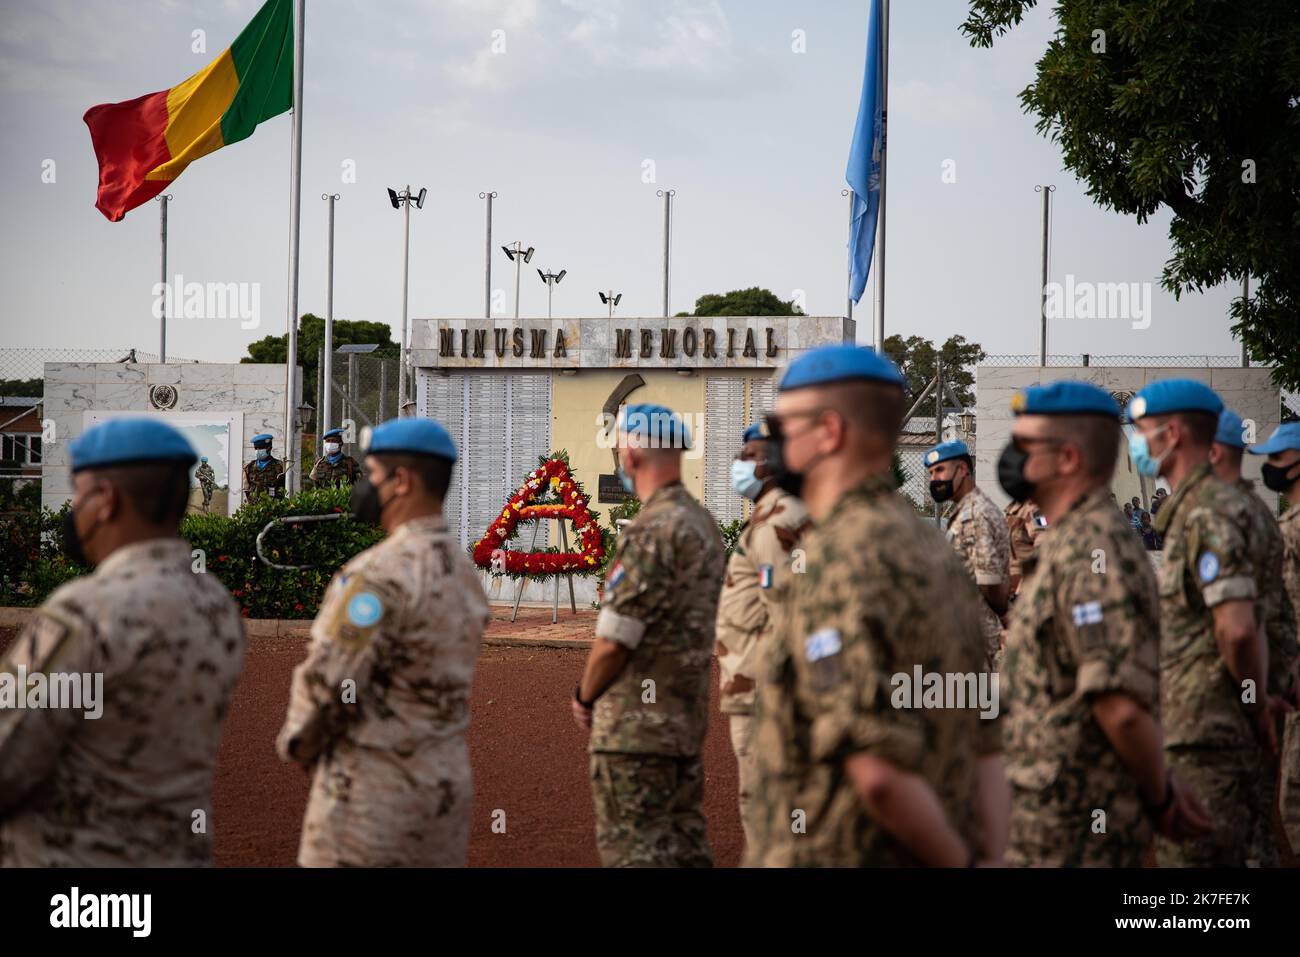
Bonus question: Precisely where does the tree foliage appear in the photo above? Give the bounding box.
[963,0,1300,387]
[882,334,986,407]
[0,379,42,397]
[681,287,806,317]
[243,314,399,402]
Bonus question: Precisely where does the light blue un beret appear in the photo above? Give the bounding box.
[618,403,692,450]
[1129,379,1222,420]
[1009,381,1120,418]
[366,418,457,461]
[925,439,971,467]
[69,418,197,473]
[778,344,906,392]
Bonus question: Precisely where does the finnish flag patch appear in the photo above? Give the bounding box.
[1071,601,1103,627]
[804,629,842,663]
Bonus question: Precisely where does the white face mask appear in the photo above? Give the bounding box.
[324,442,341,455]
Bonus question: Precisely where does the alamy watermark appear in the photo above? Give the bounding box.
[0,667,103,719]
[152,273,260,329]
[1044,273,1152,330]
[891,665,1000,719]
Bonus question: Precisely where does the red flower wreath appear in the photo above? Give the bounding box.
[472,457,605,576]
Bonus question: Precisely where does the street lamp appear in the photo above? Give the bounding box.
[598,291,622,318]
[388,184,426,413]
[502,241,535,318]
[538,268,566,319]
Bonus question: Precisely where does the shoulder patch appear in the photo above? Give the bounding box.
[804,628,842,662]
[1071,601,1103,627]
[759,564,774,589]
[606,561,625,591]
[1197,550,1220,584]
[347,591,384,627]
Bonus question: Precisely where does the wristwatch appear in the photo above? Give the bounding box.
[574,684,595,709]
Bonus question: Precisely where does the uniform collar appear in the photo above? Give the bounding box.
[643,479,685,508]
[824,472,897,524]
[1051,484,1114,533]
[753,484,785,509]
[1153,460,1211,534]
[393,513,449,537]
[94,537,192,577]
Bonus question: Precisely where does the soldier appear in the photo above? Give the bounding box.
[997,381,1211,866]
[715,421,810,854]
[243,432,285,501]
[309,427,360,489]
[572,403,725,867]
[1130,380,1287,866]
[926,439,1010,668]
[1004,498,1044,594]
[0,419,245,866]
[1213,410,1299,863]
[1246,420,1300,854]
[748,345,1008,868]
[277,418,488,867]
[196,455,217,510]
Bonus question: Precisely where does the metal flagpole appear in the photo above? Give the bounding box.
[841,188,853,321]
[658,189,675,317]
[481,192,496,318]
[873,0,889,351]
[283,0,306,495]
[322,193,339,435]
[399,185,411,412]
[1240,274,1249,367]
[156,194,172,362]
[1035,185,1055,366]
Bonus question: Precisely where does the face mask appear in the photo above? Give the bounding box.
[61,495,101,567]
[764,434,809,498]
[730,459,764,500]
[256,449,270,461]
[349,473,394,524]
[1261,461,1299,493]
[997,443,1035,503]
[616,460,636,495]
[928,479,955,503]
[1128,428,1169,478]
[324,442,341,456]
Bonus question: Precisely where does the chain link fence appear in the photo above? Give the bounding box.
[0,348,198,382]
[317,352,401,457]
[982,354,1247,367]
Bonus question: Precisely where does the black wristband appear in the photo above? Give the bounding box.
[574,684,595,709]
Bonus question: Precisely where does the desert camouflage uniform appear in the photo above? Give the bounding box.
[244,455,285,500]
[0,539,245,866]
[748,474,999,868]
[196,461,216,508]
[947,485,1011,668]
[590,481,725,867]
[714,485,809,852]
[1003,488,1160,866]
[277,514,488,867]
[1235,479,1298,864]
[1153,463,1267,867]
[1279,504,1300,854]
[309,454,361,489]
[1005,499,1043,585]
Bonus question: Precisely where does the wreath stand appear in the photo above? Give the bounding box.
[509,518,578,624]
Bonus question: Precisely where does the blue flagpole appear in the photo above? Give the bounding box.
[845,0,888,349]
[874,0,889,351]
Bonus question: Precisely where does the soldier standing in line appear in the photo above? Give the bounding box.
[1212,409,1299,863]
[309,427,361,489]
[997,381,1211,866]
[1130,380,1289,866]
[926,439,1011,668]
[1004,498,1044,594]
[243,432,285,501]
[195,455,217,510]
[0,419,245,866]
[571,403,725,867]
[748,345,1008,868]
[1246,420,1300,855]
[277,418,488,867]
[715,422,810,855]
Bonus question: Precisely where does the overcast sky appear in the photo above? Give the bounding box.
[0,0,1247,365]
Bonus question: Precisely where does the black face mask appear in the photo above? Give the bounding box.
[997,442,1035,503]
[764,436,804,498]
[928,479,955,503]
[1261,461,1299,493]
[61,501,98,568]
[349,474,394,525]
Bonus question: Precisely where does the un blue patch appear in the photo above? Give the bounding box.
[1197,551,1220,585]
[347,592,383,627]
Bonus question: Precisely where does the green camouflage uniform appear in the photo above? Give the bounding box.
[1235,479,1298,864]
[1153,463,1267,867]
[1003,488,1160,867]
[195,461,216,508]
[244,455,285,500]
[714,485,810,852]
[309,454,360,489]
[748,474,999,867]
[590,481,725,867]
[946,485,1012,668]
[1278,504,1300,854]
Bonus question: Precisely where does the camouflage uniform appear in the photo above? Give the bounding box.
[714,485,809,852]
[1003,488,1161,866]
[1235,479,1298,864]
[748,474,999,867]
[244,455,285,500]
[1279,504,1300,854]
[1152,463,1267,867]
[278,514,488,867]
[309,454,360,489]
[590,481,725,867]
[946,485,1011,668]
[1005,499,1043,585]
[0,539,245,866]
[196,461,216,508]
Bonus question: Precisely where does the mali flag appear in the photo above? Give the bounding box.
[84,0,292,222]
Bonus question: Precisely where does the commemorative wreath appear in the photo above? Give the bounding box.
[472,451,605,579]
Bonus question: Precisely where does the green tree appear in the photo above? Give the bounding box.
[243,314,399,406]
[962,0,1300,387]
[680,287,806,317]
[882,334,986,407]
[0,379,43,397]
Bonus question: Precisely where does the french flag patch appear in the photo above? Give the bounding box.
[759,564,774,589]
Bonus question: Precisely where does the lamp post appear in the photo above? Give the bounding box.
[598,291,622,318]
[321,193,340,436]
[479,191,497,318]
[538,268,566,319]
[387,185,426,413]
[502,241,535,319]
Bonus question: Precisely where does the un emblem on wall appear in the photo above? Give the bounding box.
[149,384,178,410]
